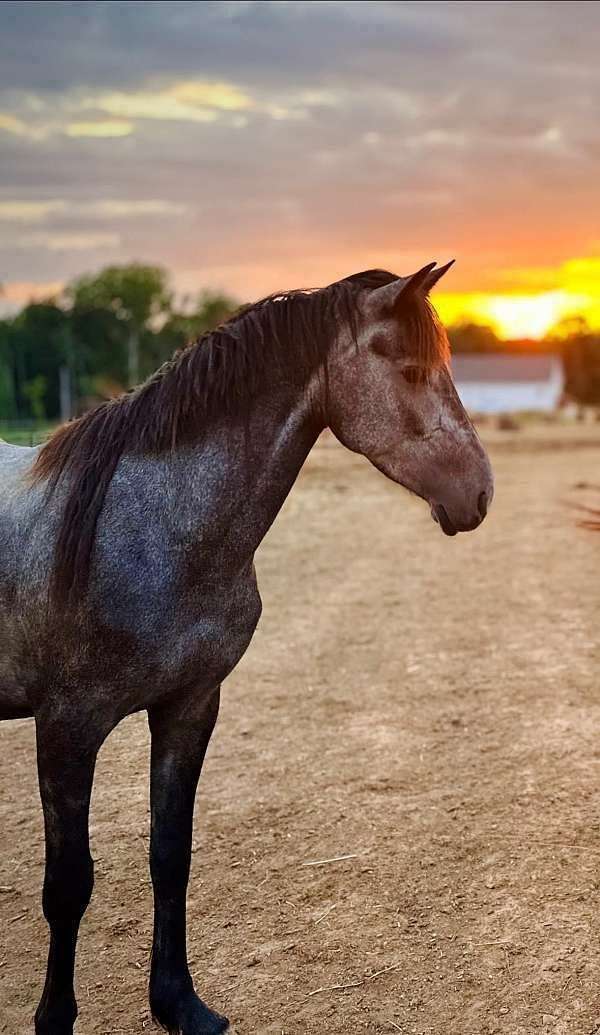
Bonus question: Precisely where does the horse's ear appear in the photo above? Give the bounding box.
[421,259,455,292]
[369,261,446,315]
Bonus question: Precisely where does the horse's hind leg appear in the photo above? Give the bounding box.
[34,710,108,1035]
[147,684,229,1035]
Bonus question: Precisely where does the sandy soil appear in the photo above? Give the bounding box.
[2,424,600,1035]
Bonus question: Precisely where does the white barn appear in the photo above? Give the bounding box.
[451,353,564,415]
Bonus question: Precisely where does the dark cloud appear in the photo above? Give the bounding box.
[3,1,599,94]
[1,2,468,93]
[0,1,599,301]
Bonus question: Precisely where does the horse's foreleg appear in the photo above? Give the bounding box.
[147,684,229,1035]
[34,712,106,1035]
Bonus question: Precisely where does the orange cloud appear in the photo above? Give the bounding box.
[1,280,64,311]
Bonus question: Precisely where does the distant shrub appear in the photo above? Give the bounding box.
[497,414,521,431]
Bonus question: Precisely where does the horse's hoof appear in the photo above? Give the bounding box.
[35,1026,74,1035]
[34,997,77,1035]
[151,983,229,1035]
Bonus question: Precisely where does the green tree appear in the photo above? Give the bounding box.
[553,317,600,406]
[158,290,238,360]
[8,303,72,420]
[23,374,47,420]
[69,304,129,398]
[0,321,16,419]
[448,322,501,353]
[67,263,172,385]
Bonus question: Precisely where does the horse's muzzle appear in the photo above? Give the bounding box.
[431,489,490,536]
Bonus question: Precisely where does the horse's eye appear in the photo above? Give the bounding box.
[402,366,427,386]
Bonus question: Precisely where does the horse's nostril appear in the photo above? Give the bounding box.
[478,491,488,519]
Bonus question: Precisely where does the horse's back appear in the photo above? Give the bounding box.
[0,441,42,716]
[0,439,40,540]
[0,438,37,479]
[0,440,40,561]
[0,442,55,600]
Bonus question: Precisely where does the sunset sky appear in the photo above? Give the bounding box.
[1,0,599,339]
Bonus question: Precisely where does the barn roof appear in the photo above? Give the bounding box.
[451,353,561,383]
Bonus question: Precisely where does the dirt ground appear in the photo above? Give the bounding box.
[2,423,600,1035]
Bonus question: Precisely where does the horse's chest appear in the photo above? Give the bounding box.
[174,589,261,684]
[128,574,263,697]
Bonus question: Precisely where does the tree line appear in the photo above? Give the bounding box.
[1,263,600,422]
[0,264,236,423]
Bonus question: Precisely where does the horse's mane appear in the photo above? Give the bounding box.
[32,269,449,606]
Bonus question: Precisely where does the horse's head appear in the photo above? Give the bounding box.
[327,262,493,535]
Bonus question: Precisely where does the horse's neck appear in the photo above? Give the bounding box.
[141,381,322,561]
[241,387,321,540]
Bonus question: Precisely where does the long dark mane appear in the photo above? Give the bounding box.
[33,270,449,605]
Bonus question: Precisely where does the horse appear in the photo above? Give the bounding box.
[0,261,493,1035]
